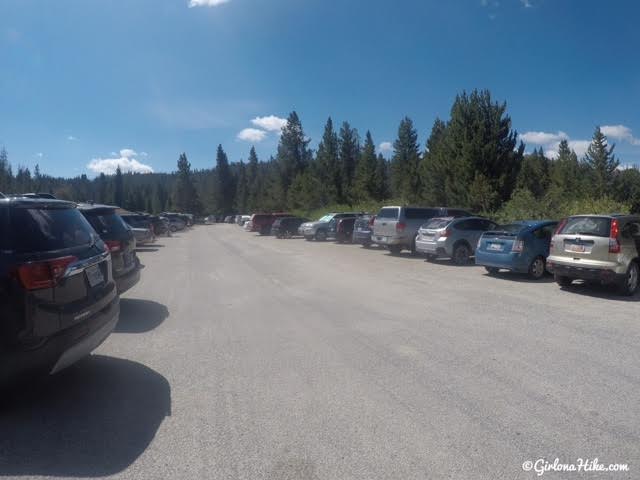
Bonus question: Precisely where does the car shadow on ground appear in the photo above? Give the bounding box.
[481,272,556,284]
[0,355,171,477]
[557,281,640,302]
[115,299,169,333]
[136,247,160,253]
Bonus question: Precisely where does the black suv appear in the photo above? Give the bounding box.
[0,197,119,387]
[78,204,141,294]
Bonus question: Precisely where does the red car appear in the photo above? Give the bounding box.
[249,212,292,235]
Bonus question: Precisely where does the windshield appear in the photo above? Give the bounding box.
[560,217,611,237]
[10,207,95,253]
[317,215,334,222]
[377,208,399,219]
[423,218,452,230]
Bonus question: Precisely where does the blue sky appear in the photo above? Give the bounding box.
[1,0,639,177]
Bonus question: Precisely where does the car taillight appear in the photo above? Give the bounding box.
[105,240,122,252]
[511,239,524,253]
[554,219,567,235]
[396,222,406,233]
[609,218,621,253]
[16,256,77,290]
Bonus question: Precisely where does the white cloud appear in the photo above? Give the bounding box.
[140,151,149,157]
[188,0,229,7]
[35,152,43,158]
[119,148,137,158]
[520,0,533,7]
[237,128,267,143]
[601,124,640,146]
[87,150,153,175]
[520,131,568,145]
[379,142,393,154]
[544,140,591,159]
[251,115,287,132]
[67,135,78,141]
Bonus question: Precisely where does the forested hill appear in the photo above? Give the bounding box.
[1,89,638,221]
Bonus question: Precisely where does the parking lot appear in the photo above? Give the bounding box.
[2,223,639,479]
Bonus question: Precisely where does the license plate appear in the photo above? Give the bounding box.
[85,264,104,287]
[568,244,586,253]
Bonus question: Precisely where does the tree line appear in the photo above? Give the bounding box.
[1,89,639,220]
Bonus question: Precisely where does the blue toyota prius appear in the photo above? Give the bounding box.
[475,220,558,279]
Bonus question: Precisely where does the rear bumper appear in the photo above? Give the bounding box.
[372,234,405,246]
[475,251,530,273]
[115,265,141,295]
[547,262,625,284]
[415,239,450,256]
[352,231,372,244]
[1,295,120,386]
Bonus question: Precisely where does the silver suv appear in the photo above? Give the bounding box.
[371,206,472,254]
[299,212,361,241]
[547,214,640,295]
[415,216,498,264]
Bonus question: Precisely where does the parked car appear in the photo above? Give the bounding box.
[244,220,253,231]
[162,213,186,232]
[329,216,359,243]
[353,215,376,248]
[78,203,141,293]
[120,214,156,245]
[547,214,640,295]
[372,206,472,254]
[0,196,119,387]
[415,216,498,264]
[475,220,558,279]
[299,212,362,241]
[17,192,57,199]
[272,216,309,238]
[151,215,171,237]
[239,215,251,226]
[249,212,292,235]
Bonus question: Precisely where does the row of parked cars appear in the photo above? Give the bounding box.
[234,206,640,296]
[0,192,194,388]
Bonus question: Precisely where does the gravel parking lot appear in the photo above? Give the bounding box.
[2,224,639,480]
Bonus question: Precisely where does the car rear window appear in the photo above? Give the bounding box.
[560,216,611,237]
[83,210,130,236]
[498,224,526,233]
[424,217,452,229]
[9,207,95,253]
[377,208,399,219]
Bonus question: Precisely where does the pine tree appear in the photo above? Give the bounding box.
[338,121,360,204]
[420,117,448,204]
[114,166,124,206]
[584,126,619,197]
[173,153,200,213]
[234,161,248,213]
[516,148,550,199]
[390,117,421,202]
[316,117,340,204]
[276,111,311,204]
[213,144,235,215]
[353,131,377,202]
[373,153,390,201]
[246,146,259,211]
[548,140,581,200]
[0,147,11,193]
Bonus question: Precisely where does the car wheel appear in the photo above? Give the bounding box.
[619,261,639,296]
[555,274,572,287]
[528,256,546,280]
[485,266,499,275]
[170,225,177,232]
[410,238,418,256]
[388,245,402,255]
[452,243,471,265]
[315,230,327,241]
[362,241,372,249]
[305,235,313,241]
[426,254,437,262]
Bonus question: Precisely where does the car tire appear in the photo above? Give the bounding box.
[305,235,313,241]
[426,254,437,262]
[170,225,177,232]
[410,238,418,256]
[388,245,402,255]
[315,230,327,241]
[555,274,572,287]
[362,242,372,249]
[619,261,639,296]
[528,256,546,280]
[485,266,499,275]
[452,243,471,265]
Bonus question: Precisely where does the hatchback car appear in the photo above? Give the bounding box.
[415,216,498,264]
[372,206,472,254]
[352,215,375,247]
[78,203,141,294]
[0,196,119,387]
[271,216,309,238]
[121,214,156,245]
[547,214,640,295]
[475,220,558,279]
